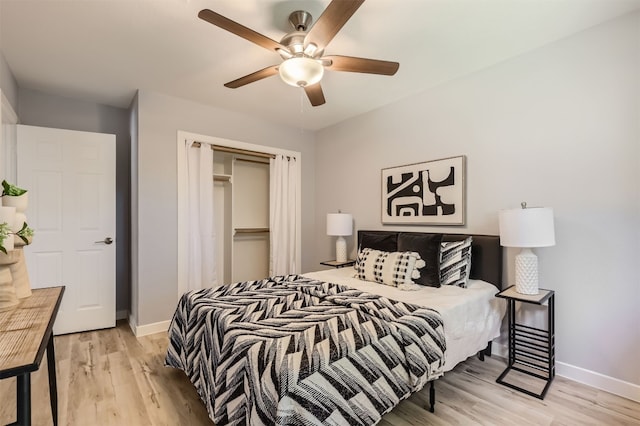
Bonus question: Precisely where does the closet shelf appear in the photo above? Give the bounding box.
[213,174,232,182]
[234,228,270,234]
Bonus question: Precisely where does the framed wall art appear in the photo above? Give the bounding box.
[381,155,466,225]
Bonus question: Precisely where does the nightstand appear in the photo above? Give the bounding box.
[320,260,355,268]
[495,285,555,399]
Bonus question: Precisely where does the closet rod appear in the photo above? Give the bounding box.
[235,228,270,234]
[236,158,269,166]
[192,142,275,159]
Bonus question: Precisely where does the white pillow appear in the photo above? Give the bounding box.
[355,248,425,288]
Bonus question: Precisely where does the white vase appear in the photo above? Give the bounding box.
[1,234,15,252]
[2,192,29,212]
[14,234,33,247]
[0,206,16,224]
[12,212,27,233]
[9,249,31,299]
[0,266,19,311]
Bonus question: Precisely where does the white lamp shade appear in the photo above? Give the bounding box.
[279,57,324,87]
[499,207,555,247]
[327,213,352,236]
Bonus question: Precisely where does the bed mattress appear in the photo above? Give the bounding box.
[303,267,506,371]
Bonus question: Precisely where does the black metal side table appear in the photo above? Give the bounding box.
[495,285,555,399]
[320,260,355,268]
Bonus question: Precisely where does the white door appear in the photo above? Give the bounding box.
[17,125,116,335]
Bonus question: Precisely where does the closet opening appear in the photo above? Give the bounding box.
[176,131,301,296]
[212,148,270,284]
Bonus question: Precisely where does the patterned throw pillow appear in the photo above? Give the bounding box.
[439,237,473,288]
[355,248,425,288]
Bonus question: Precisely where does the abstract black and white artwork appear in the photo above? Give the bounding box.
[382,156,465,225]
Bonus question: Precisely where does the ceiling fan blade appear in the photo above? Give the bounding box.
[304,83,326,106]
[323,55,399,75]
[304,0,365,50]
[198,9,285,53]
[224,65,280,89]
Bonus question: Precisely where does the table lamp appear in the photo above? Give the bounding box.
[499,202,555,295]
[326,212,352,263]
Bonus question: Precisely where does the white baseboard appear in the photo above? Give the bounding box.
[116,310,128,320]
[492,343,640,402]
[127,316,171,338]
[556,362,640,403]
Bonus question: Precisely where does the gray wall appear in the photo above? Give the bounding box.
[0,50,18,112]
[18,88,131,315]
[1,49,19,184]
[134,90,315,326]
[315,12,640,386]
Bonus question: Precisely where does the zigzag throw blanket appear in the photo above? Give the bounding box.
[165,275,445,426]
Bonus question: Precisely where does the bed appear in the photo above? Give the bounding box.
[307,231,506,372]
[165,231,506,426]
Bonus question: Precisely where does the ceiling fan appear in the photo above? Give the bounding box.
[198,0,399,107]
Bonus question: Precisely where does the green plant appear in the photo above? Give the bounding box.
[16,222,34,245]
[1,180,27,196]
[0,222,10,254]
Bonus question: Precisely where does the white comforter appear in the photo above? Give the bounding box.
[303,267,506,371]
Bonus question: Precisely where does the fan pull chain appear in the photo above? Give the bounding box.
[299,88,305,139]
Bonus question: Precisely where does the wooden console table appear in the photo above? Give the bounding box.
[0,286,65,426]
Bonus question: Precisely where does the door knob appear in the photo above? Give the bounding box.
[95,237,114,245]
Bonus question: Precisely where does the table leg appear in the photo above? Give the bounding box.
[16,373,31,426]
[508,299,515,366]
[428,380,435,413]
[548,294,555,380]
[47,334,58,426]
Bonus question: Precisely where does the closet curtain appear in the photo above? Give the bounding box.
[184,141,216,293]
[269,154,299,275]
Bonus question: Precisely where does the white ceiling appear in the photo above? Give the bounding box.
[1,0,639,131]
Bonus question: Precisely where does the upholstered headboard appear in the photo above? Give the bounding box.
[356,230,503,289]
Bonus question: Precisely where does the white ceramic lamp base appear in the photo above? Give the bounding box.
[515,248,539,295]
[335,236,347,263]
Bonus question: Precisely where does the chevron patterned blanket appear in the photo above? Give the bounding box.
[165,275,445,426]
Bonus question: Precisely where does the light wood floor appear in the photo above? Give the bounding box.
[1,321,638,425]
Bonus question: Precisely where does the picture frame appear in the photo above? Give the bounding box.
[381,155,466,225]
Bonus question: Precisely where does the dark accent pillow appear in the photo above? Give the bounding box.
[397,233,443,287]
[358,232,398,252]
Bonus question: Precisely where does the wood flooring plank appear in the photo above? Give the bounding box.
[0,377,17,424]
[56,354,70,426]
[1,320,639,426]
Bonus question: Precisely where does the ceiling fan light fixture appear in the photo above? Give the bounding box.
[278,57,324,87]
[303,43,318,57]
[277,48,293,59]
[199,3,398,107]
